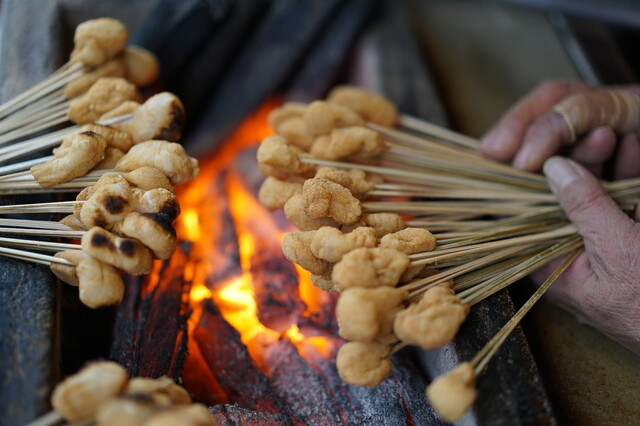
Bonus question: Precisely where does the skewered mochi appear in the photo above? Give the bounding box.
[114,92,185,143]
[258,176,304,210]
[379,227,437,254]
[123,45,160,87]
[302,100,364,135]
[94,148,125,169]
[81,227,152,275]
[336,341,392,387]
[77,256,125,308]
[96,394,162,426]
[342,212,407,239]
[143,404,214,426]
[336,286,406,342]
[68,77,141,124]
[275,117,314,151]
[64,57,126,99]
[60,214,87,230]
[97,376,196,426]
[328,126,386,159]
[314,167,375,194]
[31,130,106,187]
[100,100,140,120]
[126,377,192,405]
[426,362,477,423]
[51,250,88,286]
[394,286,469,349]
[51,361,129,422]
[77,171,130,202]
[282,231,332,277]
[400,264,426,284]
[132,187,181,220]
[302,178,362,225]
[284,192,340,231]
[326,85,398,127]
[310,226,377,263]
[115,140,199,184]
[71,18,128,66]
[123,167,175,192]
[267,102,306,129]
[257,135,316,179]
[332,247,410,291]
[113,212,177,259]
[81,123,133,152]
[310,274,336,292]
[309,135,339,160]
[79,178,133,230]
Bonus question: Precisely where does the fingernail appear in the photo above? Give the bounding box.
[543,157,582,190]
[480,128,511,153]
[512,145,533,170]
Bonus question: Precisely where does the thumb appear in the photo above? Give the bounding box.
[543,156,636,248]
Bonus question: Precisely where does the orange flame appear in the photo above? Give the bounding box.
[173,100,339,404]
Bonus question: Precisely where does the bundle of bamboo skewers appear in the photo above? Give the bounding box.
[256,85,640,422]
[3,17,210,426]
[0,18,199,312]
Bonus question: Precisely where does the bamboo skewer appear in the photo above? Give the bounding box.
[0,157,51,177]
[383,146,549,191]
[1,91,67,125]
[369,184,556,202]
[397,113,479,150]
[0,170,108,194]
[0,246,74,266]
[459,236,583,306]
[0,236,80,252]
[471,248,582,375]
[0,227,85,238]
[369,122,548,185]
[409,225,576,266]
[0,101,70,136]
[299,156,542,192]
[0,112,69,147]
[0,60,81,120]
[0,218,77,230]
[402,244,533,300]
[24,410,64,426]
[0,201,81,214]
[363,200,553,216]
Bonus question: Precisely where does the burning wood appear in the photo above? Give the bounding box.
[107,103,440,424]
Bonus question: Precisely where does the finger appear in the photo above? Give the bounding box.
[511,111,572,171]
[532,252,593,320]
[614,133,640,180]
[479,80,592,162]
[543,156,637,249]
[581,163,603,177]
[569,127,617,165]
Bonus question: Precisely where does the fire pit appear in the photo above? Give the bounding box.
[0,0,555,424]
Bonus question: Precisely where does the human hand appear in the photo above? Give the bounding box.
[479,80,640,178]
[536,157,640,355]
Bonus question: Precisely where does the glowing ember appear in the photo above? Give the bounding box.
[165,100,340,405]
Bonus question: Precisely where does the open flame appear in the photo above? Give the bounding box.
[165,100,340,405]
